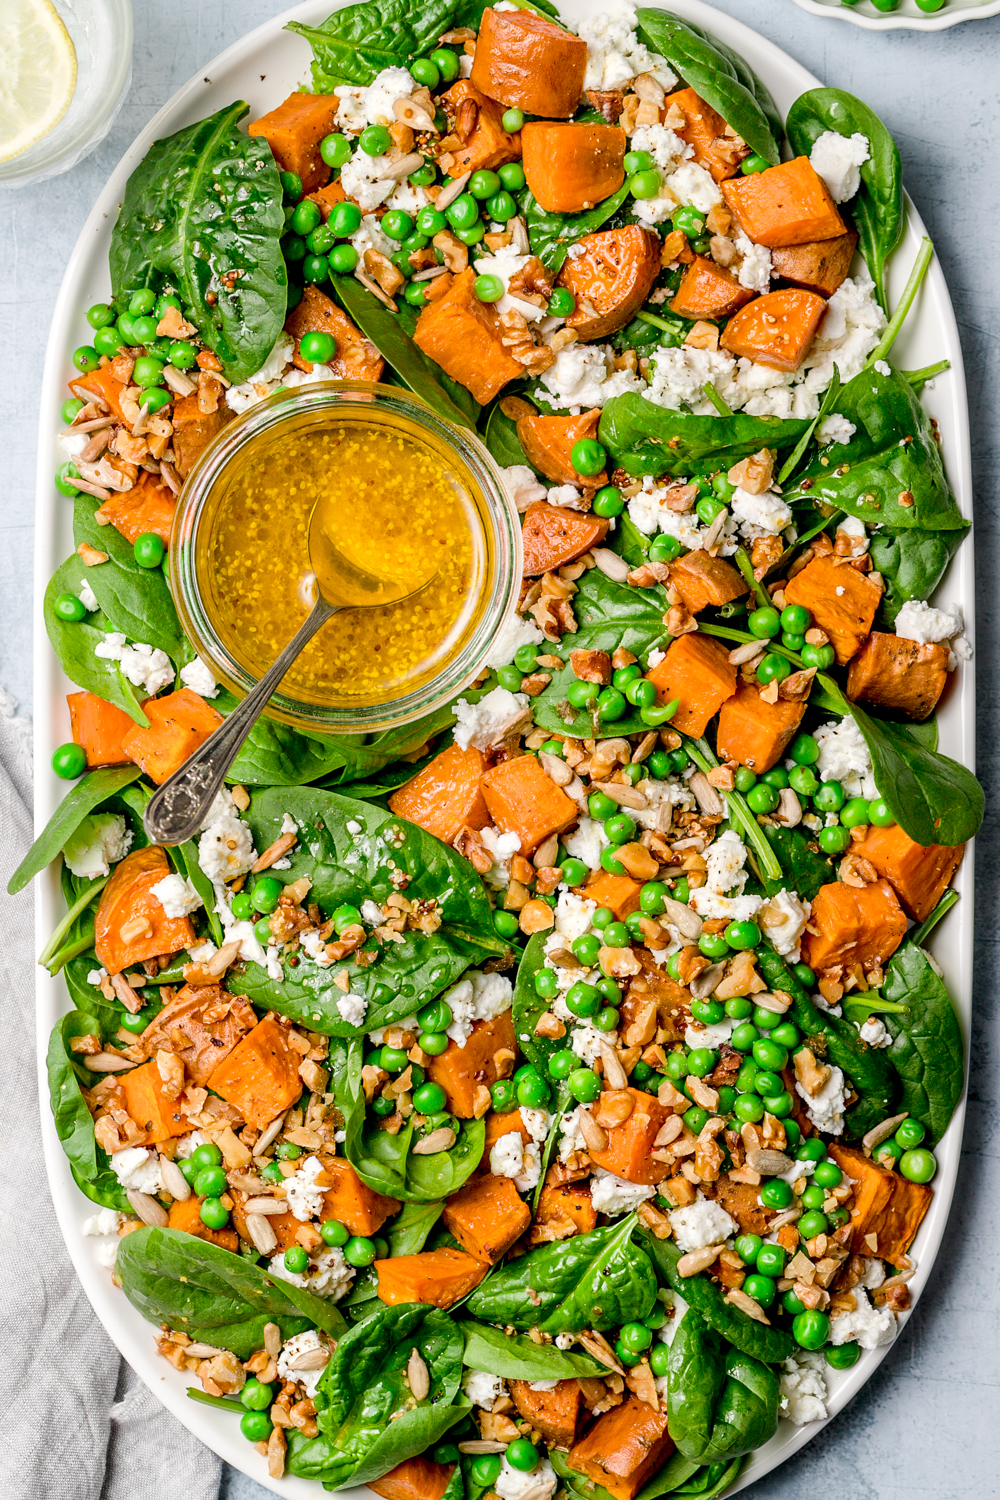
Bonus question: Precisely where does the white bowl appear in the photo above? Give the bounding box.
[788,0,1000,33]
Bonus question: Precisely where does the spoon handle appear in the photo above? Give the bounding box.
[143,596,339,847]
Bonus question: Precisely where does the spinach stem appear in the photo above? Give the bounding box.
[903,359,950,392]
[910,887,959,948]
[869,236,934,368]
[39,874,109,972]
[697,622,851,714]
[702,381,732,417]
[186,1388,242,1413]
[635,310,676,333]
[733,546,771,611]
[777,366,841,485]
[687,737,783,883]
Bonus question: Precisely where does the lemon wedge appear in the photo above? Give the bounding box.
[0,0,77,164]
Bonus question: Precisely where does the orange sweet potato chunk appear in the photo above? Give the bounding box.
[207,1015,304,1129]
[584,868,643,920]
[521,122,626,214]
[440,80,522,175]
[167,1195,239,1252]
[716,680,806,773]
[771,231,859,298]
[510,1379,582,1447]
[471,8,587,117]
[171,397,231,481]
[828,1144,933,1269]
[846,631,949,722]
[94,846,197,976]
[231,1195,301,1252]
[853,825,964,924]
[480,752,578,854]
[484,1107,532,1152]
[721,288,827,373]
[568,1395,674,1500]
[704,1174,774,1237]
[426,1011,517,1119]
[666,87,747,183]
[721,157,847,248]
[375,1247,487,1307]
[558,226,662,341]
[97,470,177,546]
[67,691,135,769]
[801,879,906,975]
[72,365,130,422]
[248,92,339,194]
[783,553,882,666]
[285,283,385,380]
[138,985,257,1087]
[520,499,611,574]
[414,267,523,404]
[517,412,609,491]
[370,1457,455,1500]
[120,689,224,786]
[319,1158,401,1237]
[588,1089,671,1185]
[668,552,748,614]
[533,1181,597,1240]
[387,744,489,845]
[646,633,737,738]
[441,1172,530,1263]
[119,1059,191,1145]
[670,254,755,321]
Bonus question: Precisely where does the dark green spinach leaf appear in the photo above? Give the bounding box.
[869,527,965,625]
[462,1321,606,1381]
[44,555,149,727]
[513,931,561,1073]
[882,939,964,1143]
[47,1011,129,1211]
[288,0,461,89]
[851,704,982,847]
[599,393,807,478]
[524,182,632,272]
[484,398,535,472]
[760,825,833,903]
[9,765,143,894]
[637,1233,793,1363]
[667,1310,779,1463]
[73,496,193,665]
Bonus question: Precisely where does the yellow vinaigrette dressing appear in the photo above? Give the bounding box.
[200,407,489,707]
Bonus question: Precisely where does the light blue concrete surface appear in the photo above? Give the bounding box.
[2,2,998,1496]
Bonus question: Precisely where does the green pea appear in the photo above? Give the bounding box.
[133,532,166,569]
[785,1119,802,1148]
[86,301,117,329]
[191,1143,223,1169]
[760,1179,793,1209]
[650,1344,671,1377]
[94,324,124,357]
[735,1233,763,1264]
[471,1454,502,1487]
[730,1023,759,1054]
[380,1046,409,1073]
[818,825,852,855]
[752,1038,788,1073]
[725,997,753,1021]
[812,1159,842,1189]
[498,161,526,191]
[604,812,636,845]
[572,933,602,966]
[445,193,480,230]
[647,750,673,779]
[468,169,501,200]
[801,642,835,669]
[894,1118,926,1151]
[792,1310,830,1350]
[568,678,600,709]
[594,1006,619,1033]
[241,1410,273,1442]
[789,765,819,797]
[780,603,811,634]
[793,963,816,988]
[743,1273,777,1307]
[200,1197,230,1230]
[418,1031,449,1057]
[291,199,322,236]
[684,1105,710,1134]
[275,1141,302,1161]
[588,790,617,821]
[686,1047,717,1079]
[344,1236,377,1267]
[815,780,846,813]
[602,921,630,948]
[696,494,726,525]
[571,438,607,476]
[697,933,728,962]
[434,1444,461,1466]
[502,108,524,132]
[260,1161,283,1183]
[619,1320,653,1354]
[664,1050,689,1081]
[359,124,392,156]
[545,1051,575,1083]
[725,920,760,951]
[800,1184,826,1211]
[166,339,197,370]
[672,205,705,237]
[474,273,505,303]
[740,154,771,175]
[783,1289,807,1316]
[590,484,623,518]
[412,1081,447,1114]
[770,1022,800,1049]
[320,1218,349,1247]
[52,743,86,779]
[636,881,666,916]
[517,1071,550,1108]
[489,1079,516,1111]
[417,207,448,237]
[566,982,601,1018]
[899,1147,936,1183]
[194,1165,227,1197]
[748,607,781,639]
[493,909,519,940]
[761,768,789,790]
[409,55,440,89]
[496,663,523,692]
[746,783,779,814]
[868,798,896,828]
[840,796,871,829]
[534,968,558,999]
[568,1068,601,1103]
[732,1092,763,1124]
[560,858,590,888]
[649,535,681,562]
[302,253,329,284]
[797,1209,829,1239]
[72,345,100,374]
[782,632,806,652]
[53,592,87,622]
[251,876,283,915]
[596,973,620,1001]
[755,1243,786,1278]
[757,652,792,686]
[612,663,642,690]
[430,46,460,81]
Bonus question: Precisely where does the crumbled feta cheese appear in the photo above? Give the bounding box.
[484,608,545,670]
[495,1455,557,1500]
[268,1246,354,1300]
[63,812,133,880]
[577,2,676,91]
[631,776,695,831]
[731,485,793,536]
[895,600,970,668]
[859,1017,891,1048]
[860,1257,887,1290]
[473,245,549,324]
[779,1350,829,1425]
[83,1207,123,1237]
[796,1064,848,1136]
[340,149,397,211]
[631,123,690,172]
[199,812,256,883]
[95,633,175,696]
[87,967,106,986]
[519,1107,551,1144]
[478,826,522,889]
[490,1131,524,1179]
[224,333,295,412]
[829,1287,896,1349]
[668,1192,737,1252]
[179,657,219,698]
[78,577,99,612]
[277,1330,330,1399]
[734,231,772,294]
[453,687,528,750]
[364,66,416,126]
[817,413,857,446]
[176,1131,208,1159]
[283,1155,330,1221]
[570,1019,607,1066]
[337,992,368,1027]
[444,969,514,1047]
[558,1107,589,1161]
[516,1141,542,1194]
[813,717,878,800]
[690,887,763,923]
[553,888,599,941]
[540,342,645,411]
[59,431,88,458]
[348,212,395,264]
[665,160,722,213]
[809,130,870,204]
[759,889,810,962]
[799,272,887,394]
[643,345,736,417]
[685,1018,735,1050]
[334,85,367,134]
[647,647,666,669]
[150,872,204,918]
[562,817,610,870]
[384,177,429,215]
[547,483,588,510]
[301,929,333,968]
[110,1147,162,1193]
[504,464,547,512]
[95,1241,120,1269]
[463,1369,506,1411]
[874,358,891,377]
[704,829,748,894]
[590,1168,655,1216]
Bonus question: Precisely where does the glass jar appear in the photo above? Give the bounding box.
[170,381,522,735]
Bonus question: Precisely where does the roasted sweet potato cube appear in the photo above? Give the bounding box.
[167,1194,239,1252]
[413,267,523,404]
[374,1247,487,1307]
[170,397,231,482]
[668,552,749,614]
[73,366,129,423]
[558,226,662,342]
[520,500,610,575]
[771,231,859,297]
[670,254,755,321]
[207,1015,303,1129]
[120,690,225,786]
[471,7,587,118]
[646,633,737,738]
[853,825,964,923]
[285,284,384,380]
[588,1089,671,1185]
[567,1395,674,1500]
[511,1378,582,1447]
[388,744,489,845]
[846,631,950,722]
[97,470,177,545]
[665,87,746,182]
[481,753,578,855]
[783,553,882,665]
[370,1456,455,1500]
[533,1181,597,1240]
[721,157,847,248]
[721,288,827,373]
[521,122,625,214]
[426,1011,517,1119]
[442,1172,530,1263]
[119,1059,191,1145]
[583,868,643,920]
[138,985,257,1087]
[704,1174,773,1237]
[829,1144,933,1268]
[320,1158,400,1237]
[716,681,806,773]
[517,410,608,490]
[440,80,523,175]
[67,691,135,769]
[484,1107,532,1152]
[94,846,197,976]
[248,92,339,194]
[801,879,906,975]
[231,1195,301,1252]
[624,950,690,1027]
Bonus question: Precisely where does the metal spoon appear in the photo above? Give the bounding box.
[143,500,432,846]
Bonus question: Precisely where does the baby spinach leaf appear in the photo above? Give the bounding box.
[462,1321,607,1381]
[786,88,903,311]
[288,0,461,89]
[287,1302,466,1487]
[634,11,781,165]
[869,526,965,625]
[667,1310,779,1464]
[44,555,150,727]
[524,181,632,272]
[8,764,143,894]
[701,32,784,158]
[387,1199,445,1256]
[329,1037,486,1201]
[637,1232,793,1363]
[513,931,561,1073]
[110,103,286,384]
[73,497,193,666]
[882,940,964,1143]
[850,704,983,847]
[466,1215,657,1332]
[484,398,535,473]
[332,272,477,430]
[759,825,834,903]
[47,1011,129,1211]
[599,392,807,478]
[117,1226,345,1356]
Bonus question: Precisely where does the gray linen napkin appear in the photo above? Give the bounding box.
[0,695,221,1500]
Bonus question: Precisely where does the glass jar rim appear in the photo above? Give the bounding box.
[169,380,522,735]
